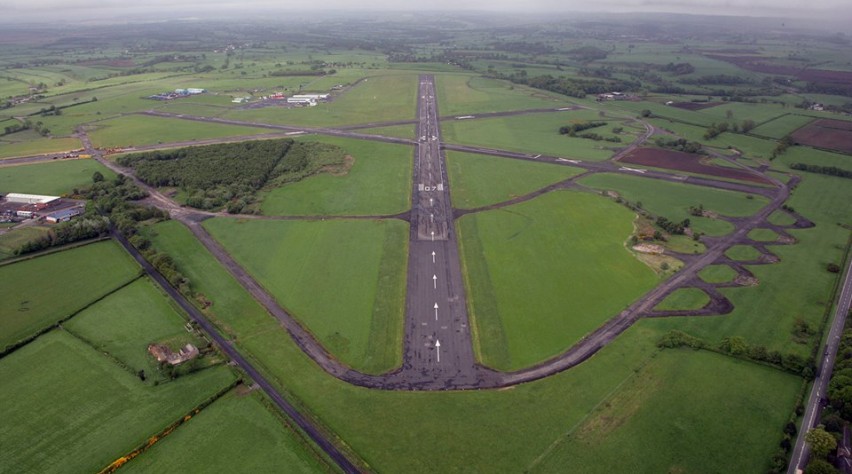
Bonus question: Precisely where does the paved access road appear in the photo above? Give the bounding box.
[788,255,852,473]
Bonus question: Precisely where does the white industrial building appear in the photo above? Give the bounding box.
[4,193,59,205]
[291,94,329,100]
[287,97,317,106]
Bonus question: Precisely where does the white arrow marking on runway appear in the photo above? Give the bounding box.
[431,231,435,242]
[430,213,434,223]
[434,302,439,321]
[433,274,437,289]
[431,251,436,263]
[435,339,441,362]
[429,198,434,206]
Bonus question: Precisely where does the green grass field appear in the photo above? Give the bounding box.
[773,146,852,172]
[769,210,797,226]
[644,172,852,357]
[203,217,408,374]
[88,115,271,148]
[458,190,658,370]
[751,114,815,139]
[748,228,780,242]
[648,118,778,160]
[725,245,762,261]
[0,226,51,260]
[356,124,415,139]
[699,264,739,283]
[0,241,140,350]
[0,330,236,473]
[654,288,711,311]
[223,72,418,127]
[446,150,583,209]
[578,173,765,236]
[143,210,794,473]
[435,74,573,116]
[530,349,801,473]
[0,137,82,159]
[123,390,331,473]
[64,277,202,381]
[260,136,412,216]
[442,111,629,161]
[0,159,115,195]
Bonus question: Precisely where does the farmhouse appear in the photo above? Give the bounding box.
[147,343,200,365]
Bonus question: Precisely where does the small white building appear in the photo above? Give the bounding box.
[287,97,317,106]
[5,193,59,205]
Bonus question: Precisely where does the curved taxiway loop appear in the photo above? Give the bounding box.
[71,75,802,391]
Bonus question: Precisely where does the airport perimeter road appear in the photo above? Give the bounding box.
[112,230,362,474]
[789,255,852,474]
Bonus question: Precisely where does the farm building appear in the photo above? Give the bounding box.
[148,343,200,365]
[291,93,329,101]
[44,207,83,223]
[175,88,206,95]
[287,97,317,106]
[4,193,58,205]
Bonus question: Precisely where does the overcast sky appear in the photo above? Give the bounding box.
[3,0,851,23]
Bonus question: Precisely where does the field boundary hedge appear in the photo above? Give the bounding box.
[0,272,143,359]
[97,379,241,474]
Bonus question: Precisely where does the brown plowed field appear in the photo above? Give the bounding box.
[705,54,852,93]
[670,102,723,111]
[791,119,852,154]
[620,148,771,184]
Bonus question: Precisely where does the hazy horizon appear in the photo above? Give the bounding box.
[2,0,851,25]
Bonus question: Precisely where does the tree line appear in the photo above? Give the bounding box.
[118,139,346,213]
[790,163,852,179]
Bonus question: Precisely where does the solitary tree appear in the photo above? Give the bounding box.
[92,171,104,183]
[805,426,837,458]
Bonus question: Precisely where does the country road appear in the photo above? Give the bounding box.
[111,229,363,474]
[788,252,852,473]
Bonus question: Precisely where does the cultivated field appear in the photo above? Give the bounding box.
[0,241,139,351]
[0,327,236,472]
[619,148,770,184]
[791,118,852,154]
[123,391,332,473]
